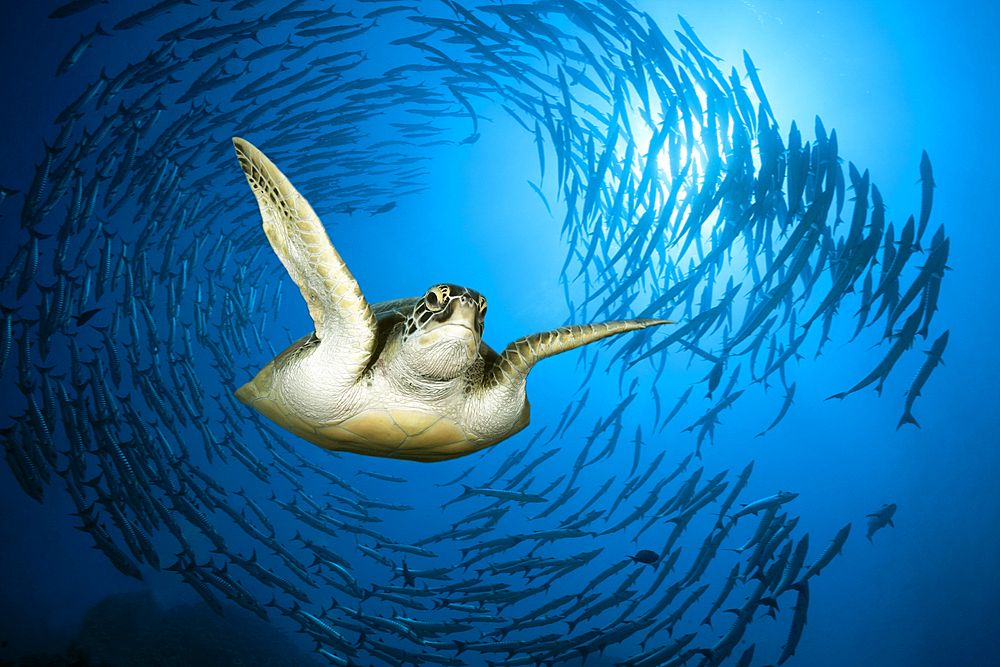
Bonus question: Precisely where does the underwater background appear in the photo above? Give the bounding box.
[1,1,997,666]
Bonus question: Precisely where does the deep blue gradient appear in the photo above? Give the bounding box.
[1,2,997,667]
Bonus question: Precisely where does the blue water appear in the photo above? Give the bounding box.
[1,1,997,666]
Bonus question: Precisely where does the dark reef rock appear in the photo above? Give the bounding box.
[4,591,322,667]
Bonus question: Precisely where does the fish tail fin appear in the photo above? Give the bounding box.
[896,411,919,429]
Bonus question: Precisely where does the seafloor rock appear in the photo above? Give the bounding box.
[0,650,107,667]
[59,591,322,667]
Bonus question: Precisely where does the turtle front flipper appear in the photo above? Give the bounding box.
[469,318,671,446]
[488,318,672,388]
[233,137,376,380]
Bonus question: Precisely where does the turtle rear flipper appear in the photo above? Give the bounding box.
[233,137,376,383]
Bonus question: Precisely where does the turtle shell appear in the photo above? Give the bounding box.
[235,300,529,463]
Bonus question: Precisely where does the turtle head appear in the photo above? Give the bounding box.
[401,284,487,380]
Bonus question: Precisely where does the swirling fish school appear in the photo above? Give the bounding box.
[0,1,936,665]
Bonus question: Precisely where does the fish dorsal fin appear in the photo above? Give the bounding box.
[233,137,376,379]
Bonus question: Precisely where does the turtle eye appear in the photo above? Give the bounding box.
[478,296,487,317]
[425,285,448,312]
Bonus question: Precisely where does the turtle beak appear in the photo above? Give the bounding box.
[427,293,478,335]
[412,297,482,379]
[448,298,479,327]
[441,300,480,342]
[418,297,480,354]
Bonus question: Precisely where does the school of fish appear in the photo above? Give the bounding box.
[1,0,947,665]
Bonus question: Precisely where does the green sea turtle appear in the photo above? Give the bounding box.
[231,137,670,462]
